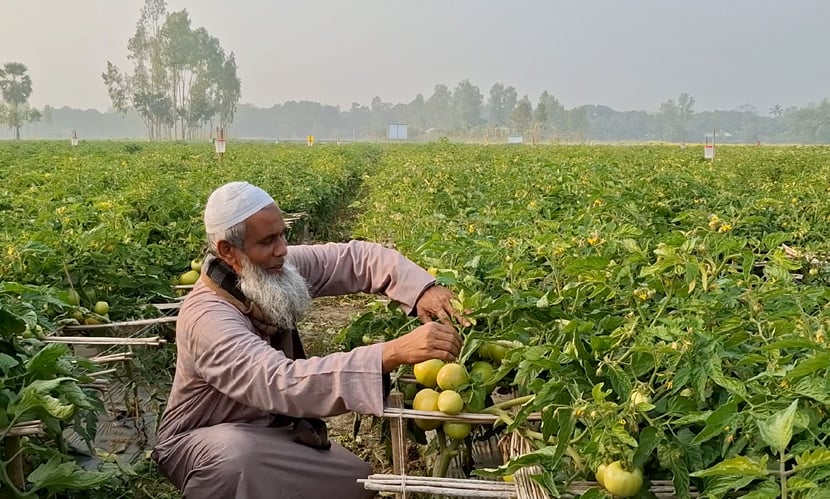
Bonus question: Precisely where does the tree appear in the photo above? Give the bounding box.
[452,79,483,128]
[769,104,784,119]
[102,0,240,140]
[511,95,533,135]
[485,83,517,127]
[657,92,694,142]
[0,62,40,139]
[426,84,453,129]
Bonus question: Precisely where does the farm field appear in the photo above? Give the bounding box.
[3,141,830,497]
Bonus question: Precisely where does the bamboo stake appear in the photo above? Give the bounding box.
[388,392,406,499]
[90,352,134,363]
[43,336,165,346]
[63,316,177,330]
[7,421,44,437]
[381,407,542,423]
[4,436,24,492]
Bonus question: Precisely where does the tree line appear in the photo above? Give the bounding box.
[9,87,830,145]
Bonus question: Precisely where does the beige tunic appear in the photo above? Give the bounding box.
[153,241,434,498]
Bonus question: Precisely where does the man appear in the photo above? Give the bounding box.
[153,181,466,498]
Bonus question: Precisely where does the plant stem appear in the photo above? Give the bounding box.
[481,394,535,413]
[780,449,787,499]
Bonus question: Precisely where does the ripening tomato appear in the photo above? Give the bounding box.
[602,461,643,498]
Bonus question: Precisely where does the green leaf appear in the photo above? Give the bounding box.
[793,378,830,406]
[740,478,784,499]
[692,399,738,445]
[41,394,74,420]
[702,475,760,496]
[591,382,611,403]
[708,356,749,399]
[786,352,830,382]
[690,455,769,478]
[795,449,830,472]
[10,377,75,418]
[25,342,70,378]
[577,488,607,499]
[0,352,19,375]
[757,400,798,452]
[788,476,818,491]
[0,307,26,336]
[548,408,575,467]
[633,426,659,469]
[27,456,113,493]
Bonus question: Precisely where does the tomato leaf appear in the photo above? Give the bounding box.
[633,426,659,469]
[27,456,113,494]
[756,399,798,452]
[786,351,830,382]
[690,455,769,478]
[692,399,738,445]
[794,449,830,472]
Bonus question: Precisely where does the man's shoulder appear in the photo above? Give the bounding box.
[179,282,242,321]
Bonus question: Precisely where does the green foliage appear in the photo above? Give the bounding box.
[348,144,830,497]
[0,284,109,496]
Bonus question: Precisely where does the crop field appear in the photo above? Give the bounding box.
[3,141,830,497]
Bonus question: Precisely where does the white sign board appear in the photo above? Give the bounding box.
[214,138,226,154]
[704,145,715,160]
[387,124,408,140]
[508,135,524,144]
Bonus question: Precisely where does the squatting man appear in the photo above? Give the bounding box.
[152,181,469,498]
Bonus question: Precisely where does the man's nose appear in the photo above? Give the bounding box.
[273,237,287,258]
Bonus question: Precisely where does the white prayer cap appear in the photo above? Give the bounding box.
[204,181,275,233]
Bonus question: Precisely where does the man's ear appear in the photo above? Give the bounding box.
[216,240,243,273]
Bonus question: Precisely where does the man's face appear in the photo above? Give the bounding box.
[230,203,288,275]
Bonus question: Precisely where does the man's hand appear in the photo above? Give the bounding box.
[381,322,462,372]
[415,285,472,327]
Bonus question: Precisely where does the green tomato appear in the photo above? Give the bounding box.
[443,422,471,440]
[191,259,203,272]
[602,461,643,498]
[66,289,80,306]
[469,361,494,383]
[93,301,110,315]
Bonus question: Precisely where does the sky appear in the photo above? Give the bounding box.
[2,0,829,114]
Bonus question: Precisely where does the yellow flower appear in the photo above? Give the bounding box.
[718,223,732,233]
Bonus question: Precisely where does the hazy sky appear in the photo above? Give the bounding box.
[2,1,829,114]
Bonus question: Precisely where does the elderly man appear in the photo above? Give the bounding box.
[153,181,465,498]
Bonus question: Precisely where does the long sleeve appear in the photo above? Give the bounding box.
[188,298,386,419]
[287,240,435,314]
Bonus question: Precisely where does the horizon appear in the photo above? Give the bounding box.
[2,1,829,115]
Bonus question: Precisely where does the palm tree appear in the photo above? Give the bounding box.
[0,63,34,139]
[769,104,784,119]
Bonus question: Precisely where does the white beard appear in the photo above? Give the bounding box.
[237,256,312,330]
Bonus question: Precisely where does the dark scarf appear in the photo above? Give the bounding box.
[203,255,331,450]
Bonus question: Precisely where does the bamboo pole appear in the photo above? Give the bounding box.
[360,475,516,497]
[7,421,44,437]
[43,336,165,346]
[62,316,177,330]
[388,392,405,499]
[90,352,134,363]
[4,436,24,492]
[381,408,542,423]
